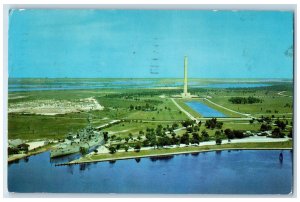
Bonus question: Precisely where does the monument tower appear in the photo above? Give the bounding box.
[181,56,191,98]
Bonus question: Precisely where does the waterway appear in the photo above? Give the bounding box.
[185,101,226,117]
[8,79,273,92]
[8,150,292,194]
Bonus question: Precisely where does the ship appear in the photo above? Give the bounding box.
[50,118,105,158]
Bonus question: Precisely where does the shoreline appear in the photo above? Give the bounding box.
[8,144,54,163]
[57,142,292,166]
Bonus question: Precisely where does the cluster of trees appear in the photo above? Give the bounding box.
[275,119,287,130]
[228,96,262,104]
[258,117,289,138]
[129,103,157,111]
[260,123,272,131]
[257,116,272,124]
[8,143,29,155]
[106,120,219,154]
[265,109,279,114]
[271,127,285,138]
[224,129,245,139]
[205,118,223,129]
[181,120,197,128]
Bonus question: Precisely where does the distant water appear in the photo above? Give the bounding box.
[8,150,292,194]
[185,101,226,117]
[201,83,272,89]
[8,79,272,92]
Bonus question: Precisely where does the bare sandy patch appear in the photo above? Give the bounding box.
[9,95,28,100]
[8,97,104,115]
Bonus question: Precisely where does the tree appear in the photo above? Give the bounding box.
[172,123,179,130]
[229,96,262,104]
[103,132,109,142]
[275,119,287,130]
[182,120,194,128]
[201,130,210,141]
[80,147,88,156]
[224,128,234,139]
[232,130,244,138]
[172,135,180,145]
[215,131,222,145]
[180,133,190,145]
[108,145,117,154]
[192,132,200,145]
[134,143,141,152]
[205,118,223,129]
[272,127,285,138]
[216,138,222,145]
[260,124,272,131]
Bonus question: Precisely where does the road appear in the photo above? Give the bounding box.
[203,98,255,118]
[170,98,198,123]
[278,91,292,97]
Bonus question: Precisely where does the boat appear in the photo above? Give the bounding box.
[50,121,105,158]
[279,152,283,161]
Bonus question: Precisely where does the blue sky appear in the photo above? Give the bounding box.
[8,10,294,78]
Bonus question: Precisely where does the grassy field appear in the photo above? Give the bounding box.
[126,98,186,121]
[209,96,293,115]
[8,79,294,142]
[103,121,172,138]
[8,113,114,140]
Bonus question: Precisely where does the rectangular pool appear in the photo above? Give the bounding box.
[185,101,227,117]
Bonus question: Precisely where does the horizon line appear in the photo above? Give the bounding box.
[8,77,293,80]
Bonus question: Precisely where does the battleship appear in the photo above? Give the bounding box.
[50,118,105,158]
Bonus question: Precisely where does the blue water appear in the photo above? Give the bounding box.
[8,150,292,194]
[185,101,226,117]
[8,79,272,92]
[201,83,272,89]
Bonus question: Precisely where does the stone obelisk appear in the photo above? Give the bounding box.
[181,56,191,98]
[183,56,188,95]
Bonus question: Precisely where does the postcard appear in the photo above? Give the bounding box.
[7,9,294,194]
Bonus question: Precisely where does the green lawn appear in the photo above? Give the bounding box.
[209,96,293,116]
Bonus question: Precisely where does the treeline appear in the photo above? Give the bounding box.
[228,96,262,104]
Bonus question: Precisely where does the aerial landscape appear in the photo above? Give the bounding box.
[7,9,294,194]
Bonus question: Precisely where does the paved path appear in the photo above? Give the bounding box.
[203,98,255,118]
[278,91,292,97]
[170,98,198,123]
[95,120,121,129]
